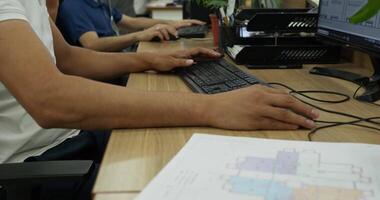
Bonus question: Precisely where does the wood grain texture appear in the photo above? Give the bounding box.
[94,193,138,200]
[93,38,380,195]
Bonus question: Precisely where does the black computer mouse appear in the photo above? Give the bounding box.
[166,2,176,6]
[150,34,179,42]
[192,55,224,62]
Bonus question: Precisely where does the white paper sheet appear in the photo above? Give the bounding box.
[136,134,380,200]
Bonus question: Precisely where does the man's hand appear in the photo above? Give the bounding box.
[136,24,178,41]
[144,47,221,71]
[170,19,206,29]
[206,85,319,130]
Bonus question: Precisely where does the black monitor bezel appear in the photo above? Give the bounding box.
[316,0,380,58]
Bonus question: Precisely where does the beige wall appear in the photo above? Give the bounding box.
[282,0,306,8]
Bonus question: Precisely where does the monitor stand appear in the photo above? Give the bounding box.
[310,56,380,102]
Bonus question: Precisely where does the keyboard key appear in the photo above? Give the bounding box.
[176,59,265,94]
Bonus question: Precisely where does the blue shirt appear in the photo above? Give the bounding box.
[57,0,123,46]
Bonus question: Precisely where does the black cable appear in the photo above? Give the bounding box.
[268,83,380,141]
[268,83,350,104]
[268,83,378,124]
[291,91,349,103]
[353,84,380,108]
[307,117,380,141]
[370,102,380,107]
[353,85,363,99]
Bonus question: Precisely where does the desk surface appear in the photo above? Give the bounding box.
[94,193,138,200]
[93,38,380,195]
[146,1,182,10]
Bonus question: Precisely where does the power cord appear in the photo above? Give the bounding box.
[353,84,380,108]
[268,82,380,141]
[307,117,380,141]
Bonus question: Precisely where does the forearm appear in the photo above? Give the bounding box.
[46,0,59,21]
[43,75,211,130]
[58,46,152,80]
[82,33,139,52]
[122,17,172,30]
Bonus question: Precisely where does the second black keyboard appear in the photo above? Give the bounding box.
[175,59,265,94]
[178,25,208,38]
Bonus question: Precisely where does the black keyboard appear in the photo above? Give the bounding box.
[178,25,208,38]
[175,59,265,94]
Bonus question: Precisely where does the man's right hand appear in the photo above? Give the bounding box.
[136,24,178,42]
[205,85,319,130]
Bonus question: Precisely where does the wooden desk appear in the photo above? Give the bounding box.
[94,193,138,200]
[93,38,380,196]
[147,1,182,20]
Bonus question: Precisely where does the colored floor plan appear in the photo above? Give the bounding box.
[224,149,373,200]
[135,134,380,200]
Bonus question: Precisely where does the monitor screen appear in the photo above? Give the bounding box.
[317,0,380,57]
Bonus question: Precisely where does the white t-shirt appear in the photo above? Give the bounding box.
[0,0,79,163]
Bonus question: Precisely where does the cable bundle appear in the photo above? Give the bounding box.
[268,83,380,141]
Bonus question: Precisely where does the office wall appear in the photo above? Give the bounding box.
[282,0,306,8]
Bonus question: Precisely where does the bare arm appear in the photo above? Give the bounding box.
[78,25,178,52]
[54,21,149,79]
[53,20,204,80]
[0,20,211,130]
[117,15,172,30]
[78,31,140,52]
[0,20,318,131]
[46,0,59,22]
[117,15,205,30]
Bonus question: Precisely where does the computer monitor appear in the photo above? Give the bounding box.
[314,0,380,102]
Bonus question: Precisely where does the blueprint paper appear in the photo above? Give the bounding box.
[135,134,380,200]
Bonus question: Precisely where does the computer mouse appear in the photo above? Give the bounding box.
[192,55,224,62]
[166,2,176,7]
[150,34,179,42]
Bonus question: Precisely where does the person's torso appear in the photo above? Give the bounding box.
[59,0,117,45]
[0,0,78,163]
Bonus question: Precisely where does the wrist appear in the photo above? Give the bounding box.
[191,94,217,127]
[128,32,141,42]
[163,20,175,25]
[136,52,156,71]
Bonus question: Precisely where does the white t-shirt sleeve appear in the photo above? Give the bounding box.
[0,0,27,22]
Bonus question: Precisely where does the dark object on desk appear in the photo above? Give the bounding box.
[182,0,215,24]
[225,44,341,69]
[175,59,265,94]
[246,64,302,69]
[313,0,380,102]
[150,34,179,42]
[310,67,369,85]
[166,2,177,7]
[151,25,208,42]
[235,8,311,21]
[246,12,318,33]
[178,25,208,38]
[222,9,341,68]
[0,160,93,200]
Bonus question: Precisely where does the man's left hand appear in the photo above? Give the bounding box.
[145,47,221,71]
[169,19,206,29]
